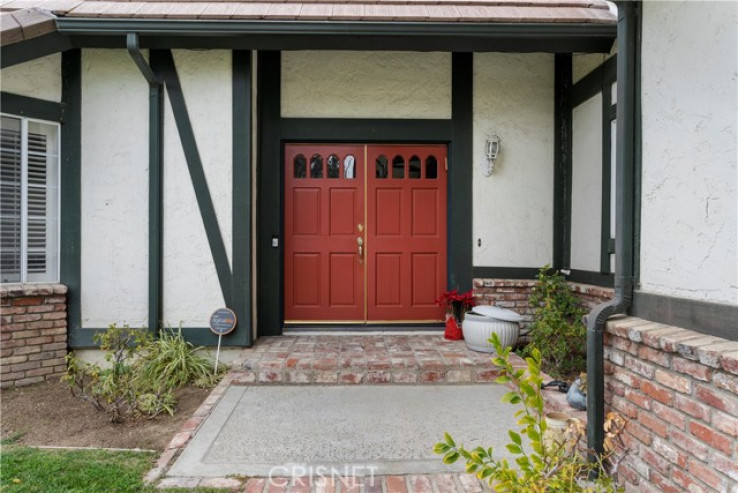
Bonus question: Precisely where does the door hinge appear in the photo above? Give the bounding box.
[445,157,448,171]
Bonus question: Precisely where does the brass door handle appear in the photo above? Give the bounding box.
[357,237,364,263]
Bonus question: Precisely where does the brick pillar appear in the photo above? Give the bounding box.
[1,284,68,388]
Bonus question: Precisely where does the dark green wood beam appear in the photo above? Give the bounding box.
[1,32,73,68]
[231,50,253,346]
[553,54,572,271]
[256,51,282,337]
[147,81,164,335]
[449,52,473,292]
[0,92,66,123]
[281,119,452,142]
[60,49,82,348]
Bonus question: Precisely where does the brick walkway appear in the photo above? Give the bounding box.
[151,334,578,492]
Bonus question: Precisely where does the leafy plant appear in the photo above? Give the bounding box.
[137,327,226,389]
[434,333,625,493]
[524,265,587,377]
[436,289,476,321]
[63,324,223,423]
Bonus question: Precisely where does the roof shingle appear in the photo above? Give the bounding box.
[1,0,616,23]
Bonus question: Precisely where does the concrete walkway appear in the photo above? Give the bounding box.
[150,334,578,492]
[169,384,518,478]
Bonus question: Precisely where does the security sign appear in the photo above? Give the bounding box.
[209,308,237,336]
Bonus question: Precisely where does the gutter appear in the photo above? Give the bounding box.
[57,18,616,39]
[586,1,637,463]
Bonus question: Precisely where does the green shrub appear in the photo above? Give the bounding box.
[137,327,226,389]
[434,333,625,492]
[63,324,224,423]
[524,265,587,377]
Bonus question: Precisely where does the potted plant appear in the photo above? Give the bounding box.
[436,289,476,340]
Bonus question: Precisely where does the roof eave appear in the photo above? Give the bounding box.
[55,18,617,53]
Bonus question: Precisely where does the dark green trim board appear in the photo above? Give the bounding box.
[600,75,615,274]
[0,92,66,123]
[0,32,73,68]
[231,50,253,346]
[632,292,737,342]
[57,19,616,38]
[68,326,240,348]
[64,33,615,54]
[57,19,616,53]
[553,54,573,271]
[449,52,473,292]
[60,50,82,347]
[256,51,283,337]
[281,119,453,143]
[150,49,233,305]
[472,267,539,280]
[147,80,164,336]
[571,56,616,107]
[568,270,614,288]
[632,3,643,286]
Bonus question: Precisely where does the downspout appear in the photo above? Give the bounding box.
[126,33,157,86]
[586,0,637,462]
[126,33,164,337]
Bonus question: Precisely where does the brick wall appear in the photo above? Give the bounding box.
[472,278,613,340]
[604,317,738,492]
[1,284,68,388]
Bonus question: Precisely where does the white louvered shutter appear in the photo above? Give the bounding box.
[0,116,22,283]
[0,116,59,283]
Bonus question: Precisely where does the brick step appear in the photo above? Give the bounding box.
[230,335,524,385]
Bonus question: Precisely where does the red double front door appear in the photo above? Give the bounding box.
[284,144,448,324]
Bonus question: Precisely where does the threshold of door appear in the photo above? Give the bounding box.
[284,324,443,334]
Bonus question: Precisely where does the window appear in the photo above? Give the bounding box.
[0,115,60,283]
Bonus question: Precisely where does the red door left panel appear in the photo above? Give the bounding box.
[284,145,365,322]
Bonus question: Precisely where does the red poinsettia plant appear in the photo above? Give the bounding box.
[436,289,476,322]
[436,289,476,341]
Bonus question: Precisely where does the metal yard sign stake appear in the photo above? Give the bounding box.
[209,308,237,374]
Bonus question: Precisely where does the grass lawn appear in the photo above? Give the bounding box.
[0,446,226,493]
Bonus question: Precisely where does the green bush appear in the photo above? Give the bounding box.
[63,324,224,423]
[138,327,226,389]
[434,333,624,492]
[523,265,587,377]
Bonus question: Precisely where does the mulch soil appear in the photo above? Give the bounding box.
[1,380,210,451]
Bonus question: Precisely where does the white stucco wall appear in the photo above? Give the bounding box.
[80,49,234,328]
[570,94,603,272]
[572,47,616,84]
[80,50,149,327]
[281,51,451,119]
[472,53,554,268]
[640,1,738,303]
[162,50,233,327]
[1,54,62,102]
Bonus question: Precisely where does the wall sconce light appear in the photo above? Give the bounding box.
[483,134,500,176]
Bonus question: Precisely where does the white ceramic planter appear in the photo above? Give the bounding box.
[461,312,520,353]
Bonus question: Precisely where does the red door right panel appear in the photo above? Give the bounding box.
[367,145,447,321]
